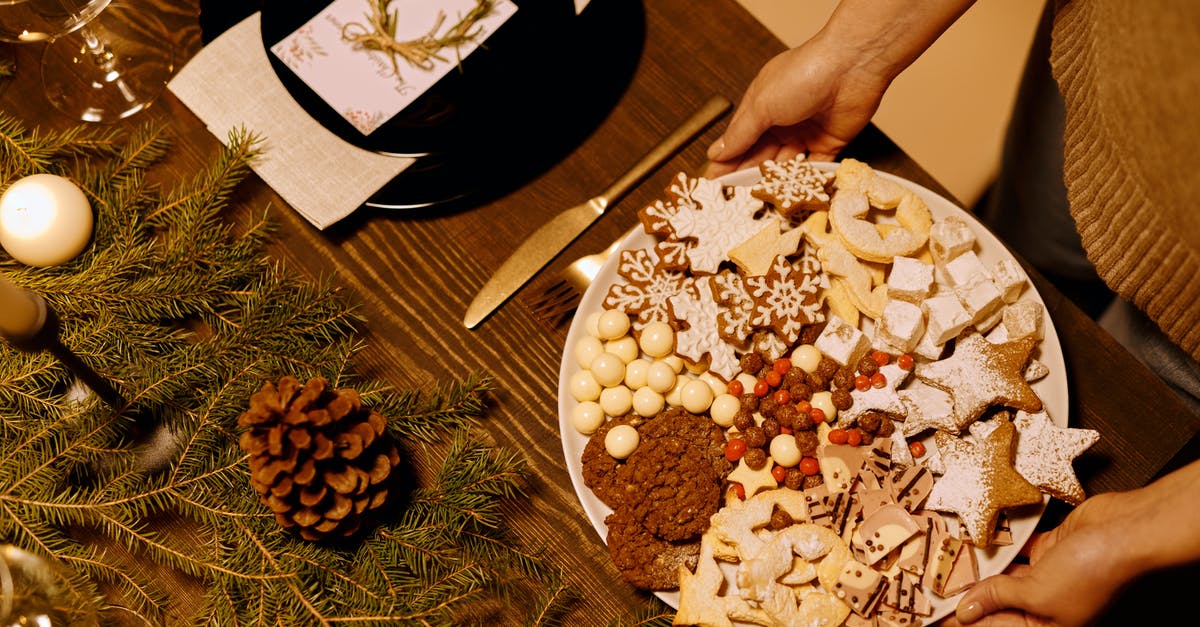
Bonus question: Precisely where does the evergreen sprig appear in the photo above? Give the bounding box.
[0,116,571,625]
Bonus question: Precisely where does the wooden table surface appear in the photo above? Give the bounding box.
[2,0,1197,623]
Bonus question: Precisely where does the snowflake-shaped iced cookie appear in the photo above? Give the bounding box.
[752,156,831,217]
[603,248,693,331]
[665,175,775,274]
[742,253,824,346]
[667,279,741,382]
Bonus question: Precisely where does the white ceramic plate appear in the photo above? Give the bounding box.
[557,163,1068,623]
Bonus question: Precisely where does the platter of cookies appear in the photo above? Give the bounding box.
[557,158,1098,626]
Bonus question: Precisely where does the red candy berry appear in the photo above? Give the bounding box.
[780,425,793,435]
[870,372,887,389]
[796,400,812,413]
[753,380,770,397]
[799,457,820,476]
[810,407,827,423]
[773,389,792,405]
[727,379,745,396]
[771,464,787,483]
[827,428,849,445]
[909,440,927,458]
[871,350,890,366]
[765,370,783,387]
[729,483,746,500]
[897,353,915,371]
[854,374,871,391]
[846,428,863,446]
[725,438,747,462]
[773,358,792,375]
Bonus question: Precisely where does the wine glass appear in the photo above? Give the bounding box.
[0,0,174,122]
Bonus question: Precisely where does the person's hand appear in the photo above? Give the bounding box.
[702,37,889,178]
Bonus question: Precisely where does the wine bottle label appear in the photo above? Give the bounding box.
[270,0,518,135]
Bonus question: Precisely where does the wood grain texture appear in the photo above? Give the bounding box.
[0,0,1195,623]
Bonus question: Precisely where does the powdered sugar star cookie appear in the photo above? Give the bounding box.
[1012,410,1099,505]
[667,279,741,382]
[898,381,958,437]
[837,362,910,428]
[926,419,1043,546]
[914,330,1042,431]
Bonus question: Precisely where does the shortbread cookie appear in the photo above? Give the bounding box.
[728,222,804,276]
[830,159,933,264]
[914,330,1043,431]
[925,419,1043,546]
[1011,410,1098,505]
[751,156,832,218]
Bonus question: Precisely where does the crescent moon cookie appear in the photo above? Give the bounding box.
[914,330,1043,432]
[829,158,934,264]
[926,418,1043,546]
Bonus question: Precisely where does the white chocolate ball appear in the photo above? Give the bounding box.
[665,377,688,407]
[735,372,758,393]
[574,336,604,370]
[680,379,715,414]
[632,386,665,417]
[584,311,603,338]
[810,390,837,422]
[638,321,675,358]
[599,386,633,417]
[605,424,639,459]
[569,370,602,403]
[646,361,677,394]
[769,434,802,467]
[597,309,631,340]
[791,344,822,373]
[709,393,741,427]
[605,336,640,364]
[624,358,651,389]
[590,353,626,388]
[698,372,728,397]
[571,401,606,434]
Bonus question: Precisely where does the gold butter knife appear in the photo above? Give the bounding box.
[463,94,731,329]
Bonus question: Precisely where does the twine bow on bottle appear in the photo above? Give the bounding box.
[341,0,494,78]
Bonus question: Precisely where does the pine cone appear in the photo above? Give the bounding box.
[238,376,402,541]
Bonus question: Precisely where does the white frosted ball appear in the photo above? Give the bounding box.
[698,372,728,397]
[646,361,677,394]
[663,355,685,373]
[638,321,675,358]
[769,434,802,467]
[810,390,837,422]
[632,386,665,417]
[584,311,603,338]
[791,344,822,373]
[597,309,631,340]
[569,370,601,403]
[735,372,758,393]
[590,353,626,388]
[599,386,633,417]
[605,424,639,459]
[624,359,651,389]
[605,336,640,364]
[574,336,605,370]
[571,401,606,435]
[709,393,741,427]
[665,377,688,407]
[680,379,715,414]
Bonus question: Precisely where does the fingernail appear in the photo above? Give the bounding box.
[706,138,725,160]
[957,600,984,624]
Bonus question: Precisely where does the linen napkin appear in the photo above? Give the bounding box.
[168,12,414,230]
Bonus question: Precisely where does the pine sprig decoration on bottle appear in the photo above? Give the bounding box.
[238,376,401,541]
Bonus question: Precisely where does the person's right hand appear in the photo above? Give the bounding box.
[703,35,890,178]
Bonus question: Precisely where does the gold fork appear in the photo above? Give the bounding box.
[528,228,633,326]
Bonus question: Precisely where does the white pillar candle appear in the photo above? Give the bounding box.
[0,174,93,267]
[0,274,45,340]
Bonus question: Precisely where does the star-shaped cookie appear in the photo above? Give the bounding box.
[898,381,957,437]
[1012,410,1099,505]
[838,362,910,428]
[914,330,1042,432]
[925,419,1043,546]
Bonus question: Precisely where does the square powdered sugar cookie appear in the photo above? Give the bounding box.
[887,256,935,303]
[991,258,1027,303]
[877,299,925,353]
[942,250,989,288]
[929,216,976,265]
[815,314,871,367]
[954,274,1004,327]
[921,295,971,345]
[1003,300,1045,342]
